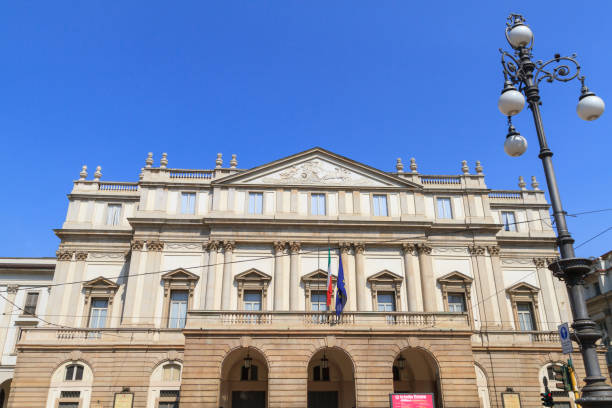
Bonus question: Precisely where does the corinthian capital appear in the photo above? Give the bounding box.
[205,240,220,252]
[487,246,501,257]
[223,240,236,252]
[416,244,432,255]
[353,242,365,254]
[533,257,547,268]
[338,242,351,254]
[273,241,286,254]
[401,243,417,256]
[289,241,301,254]
[75,252,88,261]
[468,244,486,256]
[56,250,74,261]
[130,240,145,251]
[146,241,164,252]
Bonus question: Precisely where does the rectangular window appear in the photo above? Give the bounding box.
[517,302,535,331]
[168,291,188,329]
[241,365,258,381]
[106,204,122,226]
[181,193,196,214]
[248,192,263,214]
[58,402,79,408]
[501,211,517,231]
[448,293,466,312]
[88,298,108,329]
[377,292,396,312]
[244,291,262,311]
[311,291,327,312]
[436,197,452,219]
[23,292,39,315]
[311,193,326,215]
[373,194,388,216]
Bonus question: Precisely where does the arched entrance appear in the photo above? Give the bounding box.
[307,347,355,408]
[393,348,442,407]
[0,379,10,408]
[219,347,268,408]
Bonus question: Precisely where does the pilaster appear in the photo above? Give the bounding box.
[273,241,286,310]
[417,244,436,312]
[468,244,500,329]
[289,242,301,311]
[534,257,560,330]
[354,243,367,311]
[488,246,513,330]
[402,243,423,311]
[221,241,235,310]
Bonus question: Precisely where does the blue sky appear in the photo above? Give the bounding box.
[1,2,610,258]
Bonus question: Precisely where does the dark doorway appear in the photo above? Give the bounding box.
[231,391,265,408]
[308,391,338,408]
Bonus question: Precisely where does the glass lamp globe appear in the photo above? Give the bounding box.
[507,24,533,48]
[498,88,525,116]
[577,92,605,121]
[504,126,527,157]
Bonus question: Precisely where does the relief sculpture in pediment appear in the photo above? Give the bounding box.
[259,159,383,186]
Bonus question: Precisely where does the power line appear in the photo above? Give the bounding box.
[575,226,612,249]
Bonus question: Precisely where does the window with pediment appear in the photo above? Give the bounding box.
[437,271,474,325]
[506,282,541,331]
[81,277,119,328]
[235,269,271,311]
[302,269,336,310]
[367,270,403,312]
[160,269,199,328]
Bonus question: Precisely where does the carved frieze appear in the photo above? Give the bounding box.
[89,252,126,261]
[501,258,533,265]
[166,242,202,251]
[431,247,468,255]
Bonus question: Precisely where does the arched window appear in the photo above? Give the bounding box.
[162,364,181,382]
[65,364,84,381]
[148,361,183,408]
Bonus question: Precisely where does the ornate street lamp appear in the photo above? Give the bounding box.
[498,14,611,406]
[321,351,329,369]
[243,351,252,369]
[397,355,406,370]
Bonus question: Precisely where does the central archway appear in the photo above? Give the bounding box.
[307,347,355,408]
[393,347,442,408]
[219,347,268,408]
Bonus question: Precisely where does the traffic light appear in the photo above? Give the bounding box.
[540,390,554,407]
[551,364,571,391]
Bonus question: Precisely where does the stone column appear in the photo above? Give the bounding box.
[273,241,286,310]
[417,244,436,312]
[221,241,235,310]
[0,285,19,353]
[121,242,145,325]
[534,257,559,330]
[549,257,571,324]
[488,246,513,330]
[49,250,73,326]
[402,243,423,311]
[67,252,89,327]
[468,244,499,329]
[289,242,301,310]
[198,244,210,309]
[140,241,164,326]
[354,243,367,311]
[204,240,220,310]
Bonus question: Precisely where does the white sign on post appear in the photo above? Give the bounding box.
[558,322,573,354]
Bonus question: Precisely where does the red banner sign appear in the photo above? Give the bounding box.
[389,393,434,408]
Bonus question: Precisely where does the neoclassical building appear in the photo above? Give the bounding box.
[7,147,608,407]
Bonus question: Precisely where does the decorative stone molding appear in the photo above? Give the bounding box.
[81,276,119,327]
[147,241,165,252]
[487,246,501,257]
[338,242,351,254]
[161,268,200,327]
[289,241,301,254]
[6,285,18,295]
[506,282,541,331]
[223,240,236,252]
[431,247,468,255]
[130,240,145,251]
[75,252,88,261]
[367,270,403,311]
[533,257,547,268]
[165,242,202,251]
[302,269,336,309]
[467,244,486,256]
[68,350,83,362]
[353,242,365,254]
[56,250,74,261]
[501,258,533,265]
[273,241,286,254]
[401,243,417,256]
[416,244,432,255]
[89,252,125,260]
[437,271,474,326]
[235,269,271,310]
[166,350,180,362]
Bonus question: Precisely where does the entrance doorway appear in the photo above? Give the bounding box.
[219,347,268,408]
[307,347,355,408]
[393,347,442,408]
[308,391,338,408]
[232,391,265,408]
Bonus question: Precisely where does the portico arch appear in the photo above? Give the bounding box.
[219,347,268,408]
[307,347,356,408]
[393,347,442,407]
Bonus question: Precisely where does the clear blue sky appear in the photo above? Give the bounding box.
[1,2,611,258]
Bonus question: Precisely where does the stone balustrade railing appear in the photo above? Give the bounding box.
[168,169,214,179]
[18,328,185,346]
[471,330,561,347]
[488,191,522,200]
[98,182,139,192]
[419,175,462,185]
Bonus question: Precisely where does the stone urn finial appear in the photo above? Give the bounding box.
[396,158,404,173]
[461,160,469,175]
[79,165,88,181]
[215,153,223,168]
[93,166,102,181]
[410,158,418,173]
[230,154,238,168]
[145,152,153,168]
[518,176,526,190]
[475,160,483,174]
[531,175,540,190]
[160,152,168,169]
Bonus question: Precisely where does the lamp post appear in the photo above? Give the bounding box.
[497,13,612,406]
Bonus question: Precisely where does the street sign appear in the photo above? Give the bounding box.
[389,393,434,408]
[558,323,573,354]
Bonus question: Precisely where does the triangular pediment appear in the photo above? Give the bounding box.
[302,269,337,282]
[506,281,539,294]
[83,276,119,289]
[367,270,403,283]
[161,268,199,281]
[437,271,473,284]
[213,147,421,189]
[235,268,272,282]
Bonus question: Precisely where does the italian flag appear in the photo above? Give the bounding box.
[326,247,333,309]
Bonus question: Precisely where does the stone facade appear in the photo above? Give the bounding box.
[6,147,609,407]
